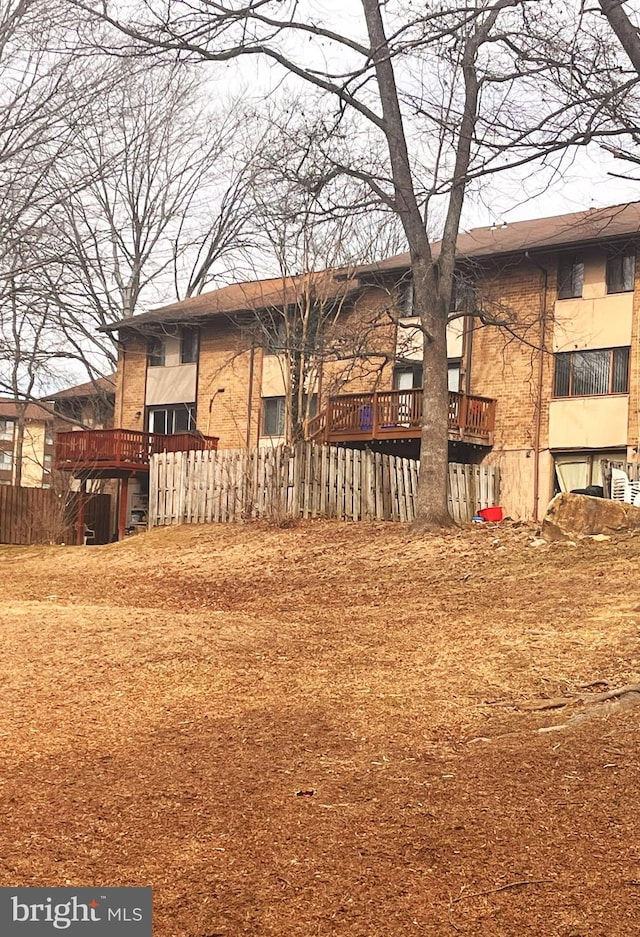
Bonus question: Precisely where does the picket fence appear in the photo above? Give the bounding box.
[148,443,499,527]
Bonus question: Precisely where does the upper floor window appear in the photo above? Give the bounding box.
[0,449,12,468]
[557,255,584,299]
[147,336,166,368]
[264,318,287,355]
[553,347,629,398]
[400,281,414,317]
[180,328,199,364]
[606,247,635,294]
[0,419,13,441]
[400,272,472,316]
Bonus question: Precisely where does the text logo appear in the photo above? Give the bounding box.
[1,888,151,935]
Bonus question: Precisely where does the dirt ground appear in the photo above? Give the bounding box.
[1,519,640,936]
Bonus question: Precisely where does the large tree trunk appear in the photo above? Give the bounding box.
[13,414,24,487]
[361,0,452,528]
[598,0,640,73]
[413,260,451,529]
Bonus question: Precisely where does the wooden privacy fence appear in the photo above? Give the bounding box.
[0,486,67,544]
[0,487,112,545]
[149,443,499,527]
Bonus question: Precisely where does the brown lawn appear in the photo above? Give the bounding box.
[1,520,639,936]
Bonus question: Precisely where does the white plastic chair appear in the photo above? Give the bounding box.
[611,467,631,503]
[610,467,640,505]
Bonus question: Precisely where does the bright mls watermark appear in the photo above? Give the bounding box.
[0,888,152,935]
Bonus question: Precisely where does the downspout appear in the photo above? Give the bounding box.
[115,336,125,427]
[246,338,256,450]
[462,313,473,395]
[524,251,549,522]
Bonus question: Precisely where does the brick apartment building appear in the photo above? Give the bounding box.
[99,201,640,521]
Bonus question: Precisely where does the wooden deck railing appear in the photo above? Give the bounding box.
[55,429,219,472]
[307,389,495,445]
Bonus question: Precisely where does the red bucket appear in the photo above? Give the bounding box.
[477,506,503,522]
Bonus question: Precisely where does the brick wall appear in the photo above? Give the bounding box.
[196,318,262,449]
[319,285,397,399]
[116,329,148,431]
[468,254,556,518]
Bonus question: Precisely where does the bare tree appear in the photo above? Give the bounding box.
[0,0,110,424]
[72,0,621,526]
[36,65,262,377]
[242,111,403,442]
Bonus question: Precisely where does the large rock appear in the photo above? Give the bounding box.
[542,492,640,541]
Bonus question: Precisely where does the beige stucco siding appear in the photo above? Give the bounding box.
[549,396,629,449]
[261,355,287,397]
[20,423,46,487]
[145,363,197,406]
[553,293,633,351]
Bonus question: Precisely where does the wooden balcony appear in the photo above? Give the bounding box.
[306,389,495,447]
[55,429,219,477]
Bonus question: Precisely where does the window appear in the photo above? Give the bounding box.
[303,394,318,420]
[449,271,474,312]
[606,248,635,294]
[0,419,13,441]
[148,404,196,434]
[393,365,422,390]
[557,255,584,299]
[147,336,166,367]
[553,347,629,397]
[401,281,414,316]
[262,397,286,436]
[0,449,12,468]
[448,359,462,392]
[264,318,287,355]
[180,328,199,364]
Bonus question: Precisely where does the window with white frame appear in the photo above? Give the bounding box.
[147,403,196,434]
[0,419,13,441]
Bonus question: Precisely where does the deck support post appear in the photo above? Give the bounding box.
[76,479,87,546]
[118,475,130,541]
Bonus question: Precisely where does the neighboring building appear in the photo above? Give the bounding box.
[0,400,55,488]
[43,374,116,496]
[44,374,116,434]
[90,200,640,520]
[0,377,115,490]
